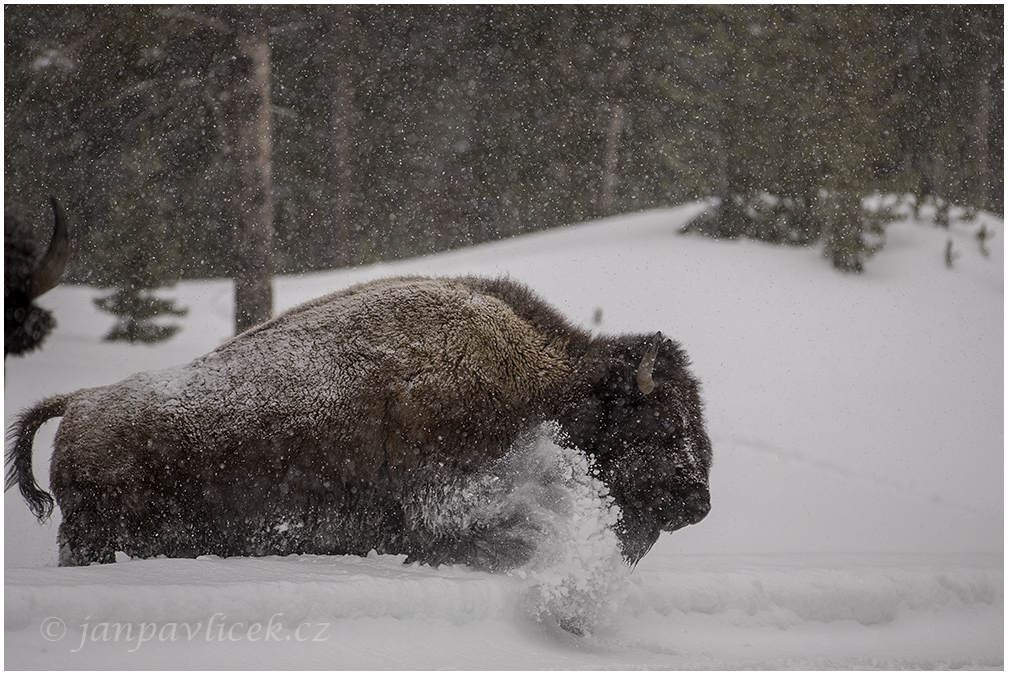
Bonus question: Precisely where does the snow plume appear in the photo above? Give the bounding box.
[508,426,629,636]
[414,422,628,634]
[478,423,630,634]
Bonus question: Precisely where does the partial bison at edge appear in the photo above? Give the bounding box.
[4,198,70,357]
[7,275,711,569]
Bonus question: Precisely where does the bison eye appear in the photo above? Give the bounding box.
[660,419,677,434]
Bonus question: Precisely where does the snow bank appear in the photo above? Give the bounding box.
[5,554,518,631]
[627,553,1002,627]
[5,552,1001,669]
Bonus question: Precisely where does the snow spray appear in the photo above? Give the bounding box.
[416,422,630,635]
[499,424,630,635]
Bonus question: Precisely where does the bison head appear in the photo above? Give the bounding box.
[4,198,70,357]
[560,332,712,565]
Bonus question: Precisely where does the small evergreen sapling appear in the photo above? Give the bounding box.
[93,140,187,343]
[94,287,187,343]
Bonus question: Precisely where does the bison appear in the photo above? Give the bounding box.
[7,275,711,570]
[4,198,70,357]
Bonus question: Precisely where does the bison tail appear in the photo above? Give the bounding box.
[5,394,68,521]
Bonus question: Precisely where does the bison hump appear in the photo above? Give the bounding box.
[174,276,579,478]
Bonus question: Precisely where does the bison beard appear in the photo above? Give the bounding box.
[6,275,711,571]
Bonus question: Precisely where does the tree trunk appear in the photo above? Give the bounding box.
[598,103,625,218]
[968,16,992,211]
[232,18,274,334]
[330,6,356,268]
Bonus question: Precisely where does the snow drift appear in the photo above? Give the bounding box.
[4,552,1001,669]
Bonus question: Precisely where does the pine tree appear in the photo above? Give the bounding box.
[883,6,1002,216]
[662,6,898,271]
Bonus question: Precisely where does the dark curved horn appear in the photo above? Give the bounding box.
[29,197,70,299]
[636,331,661,395]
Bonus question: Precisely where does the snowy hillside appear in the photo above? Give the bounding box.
[4,202,1003,668]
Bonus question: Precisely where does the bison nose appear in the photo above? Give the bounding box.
[658,486,711,532]
[683,488,710,525]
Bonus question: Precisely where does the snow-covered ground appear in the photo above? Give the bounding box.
[4,201,1003,668]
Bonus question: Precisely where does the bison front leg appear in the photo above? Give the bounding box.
[453,516,542,573]
[405,529,535,573]
[404,506,545,573]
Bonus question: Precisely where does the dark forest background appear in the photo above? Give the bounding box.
[4,5,1003,333]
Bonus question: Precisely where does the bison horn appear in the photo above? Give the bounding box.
[636,331,662,395]
[29,197,70,299]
